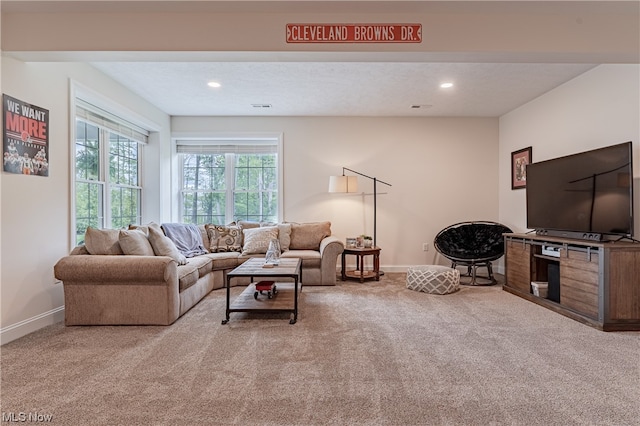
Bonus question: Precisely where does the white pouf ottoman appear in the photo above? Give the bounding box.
[406,265,460,295]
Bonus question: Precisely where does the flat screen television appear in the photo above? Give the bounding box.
[526,141,634,241]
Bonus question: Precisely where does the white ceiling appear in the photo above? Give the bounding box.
[92,60,596,117]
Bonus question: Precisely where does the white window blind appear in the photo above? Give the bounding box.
[176,140,278,155]
[76,99,149,144]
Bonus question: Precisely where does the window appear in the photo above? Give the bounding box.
[74,101,147,245]
[177,140,280,225]
[109,133,141,229]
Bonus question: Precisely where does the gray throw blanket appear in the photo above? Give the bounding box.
[161,223,208,258]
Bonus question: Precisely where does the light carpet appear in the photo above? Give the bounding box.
[1,273,639,425]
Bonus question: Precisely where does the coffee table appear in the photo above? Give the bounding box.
[222,257,302,325]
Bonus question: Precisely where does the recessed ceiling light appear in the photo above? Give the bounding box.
[207,81,221,88]
[440,82,454,89]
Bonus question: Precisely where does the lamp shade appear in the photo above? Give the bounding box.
[328,175,358,193]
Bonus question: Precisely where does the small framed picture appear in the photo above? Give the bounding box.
[511,147,532,190]
[346,238,357,248]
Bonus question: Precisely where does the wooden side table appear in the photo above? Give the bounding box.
[341,246,381,282]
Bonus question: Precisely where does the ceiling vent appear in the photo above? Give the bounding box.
[410,104,433,109]
[251,104,272,109]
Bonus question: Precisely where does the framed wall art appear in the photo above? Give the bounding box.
[3,94,49,177]
[511,146,532,190]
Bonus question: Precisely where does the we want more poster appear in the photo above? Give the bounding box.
[3,94,49,176]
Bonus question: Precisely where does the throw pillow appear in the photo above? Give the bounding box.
[260,222,291,252]
[118,229,155,256]
[197,224,209,250]
[289,221,331,250]
[70,245,90,255]
[277,223,292,252]
[241,226,279,255]
[147,224,187,265]
[128,224,150,236]
[236,221,260,246]
[84,227,124,255]
[238,220,261,230]
[205,224,242,253]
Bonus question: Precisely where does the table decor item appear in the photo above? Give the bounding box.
[264,238,281,265]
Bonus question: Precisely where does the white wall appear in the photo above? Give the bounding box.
[172,116,500,269]
[499,64,640,235]
[0,57,171,344]
[4,62,637,345]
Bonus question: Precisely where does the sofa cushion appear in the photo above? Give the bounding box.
[242,226,279,255]
[204,252,241,269]
[185,256,213,277]
[85,227,124,255]
[281,250,321,267]
[206,224,242,253]
[289,221,331,250]
[176,263,199,291]
[148,224,187,265]
[118,229,155,256]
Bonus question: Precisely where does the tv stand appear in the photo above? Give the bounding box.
[504,233,640,331]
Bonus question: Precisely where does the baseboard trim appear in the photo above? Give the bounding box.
[379,266,410,273]
[1,306,65,346]
[338,265,412,274]
[336,265,506,275]
[384,265,506,275]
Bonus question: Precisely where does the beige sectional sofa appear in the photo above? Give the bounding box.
[54,221,344,326]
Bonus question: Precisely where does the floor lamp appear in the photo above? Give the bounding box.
[328,167,392,249]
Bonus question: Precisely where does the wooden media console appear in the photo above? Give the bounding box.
[503,233,640,331]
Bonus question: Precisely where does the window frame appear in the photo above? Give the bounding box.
[70,83,151,247]
[107,131,143,230]
[73,119,144,244]
[174,135,284,225]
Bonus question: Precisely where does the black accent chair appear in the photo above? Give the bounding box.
[433,221,513,285]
